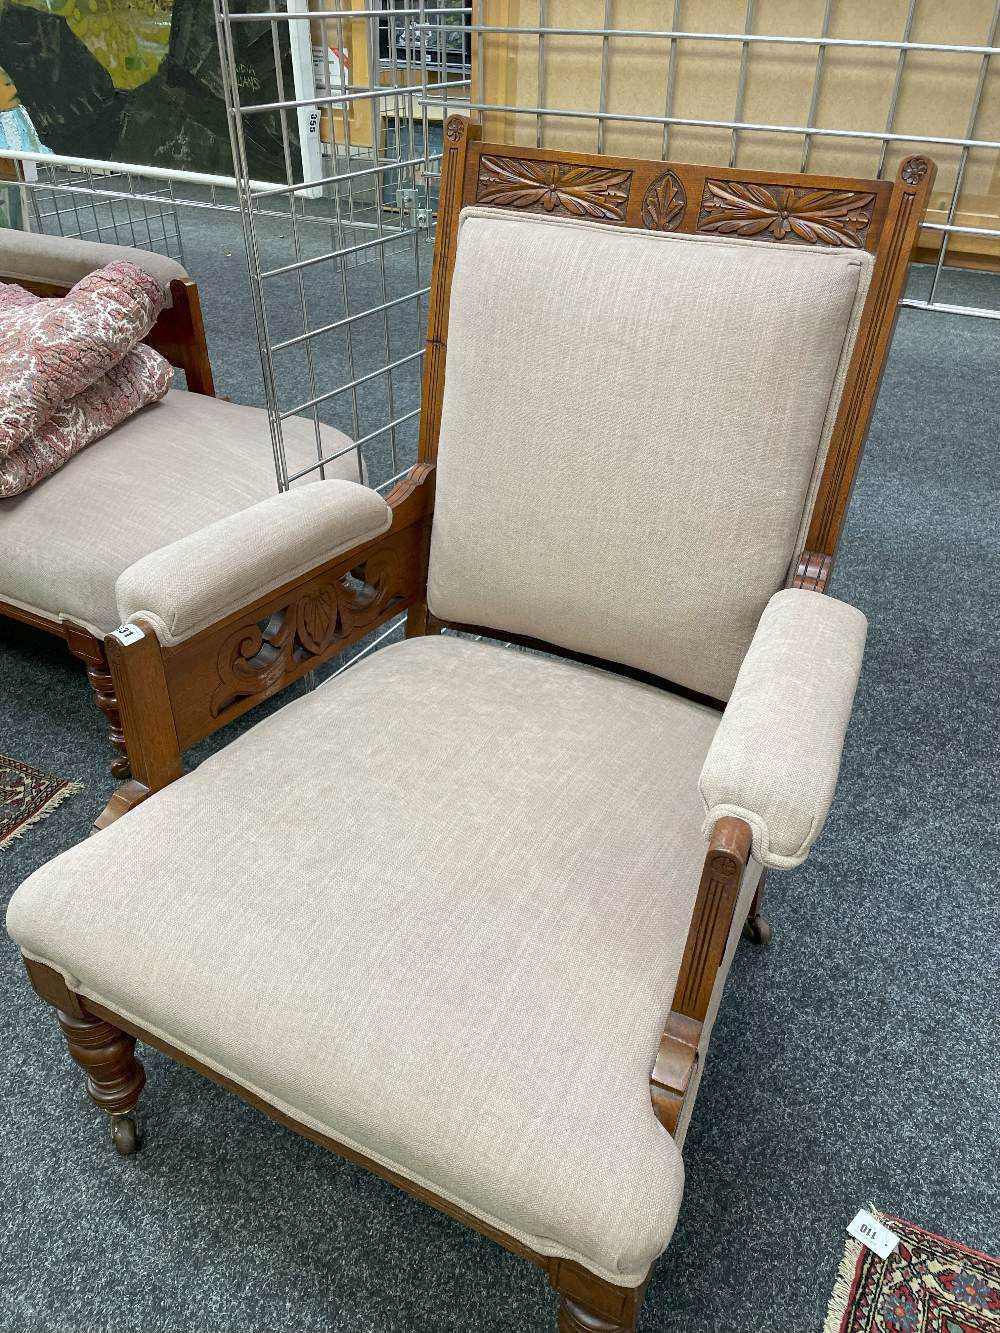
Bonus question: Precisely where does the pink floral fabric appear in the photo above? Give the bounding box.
[0,284,40,313]
[0,341,172,498]
[0,276,172,497]
[0,260,166,455]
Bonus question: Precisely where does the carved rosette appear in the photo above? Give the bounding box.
[698,179,876,248]
[640,171,686,232]
[211,552,404,717]
[476,155,631,220]
[900,156,929,187]
[445,115,465,143]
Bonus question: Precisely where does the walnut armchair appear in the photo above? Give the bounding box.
[6,123,933,1331]
[0,227,362,776]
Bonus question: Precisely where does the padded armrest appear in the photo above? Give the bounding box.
[699,587,867,869]
[0,228,188,306]
[115,479,392,646]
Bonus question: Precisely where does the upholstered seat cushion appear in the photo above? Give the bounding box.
[7,635,718,1284]
[0,388,361,634]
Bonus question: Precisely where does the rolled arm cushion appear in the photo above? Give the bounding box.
[115,479,392,645]
[699,587,867,869]
[0,227,188,305]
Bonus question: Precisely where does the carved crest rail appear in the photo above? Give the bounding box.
[463,134,903,257]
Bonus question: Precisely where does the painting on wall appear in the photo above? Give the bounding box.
[0,0,298,180]
[0,58,51,226]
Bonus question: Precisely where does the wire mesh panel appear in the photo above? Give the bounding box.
[2,0,996,512]
[427,0,1000,320]
[213,0,472,497]
[24,163,186,263]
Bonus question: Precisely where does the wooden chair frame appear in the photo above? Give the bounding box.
[20,120,934,1331]
[0,266,215,776]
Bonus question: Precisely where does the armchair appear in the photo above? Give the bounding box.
[6,122,933,1331]
[0,228,362,775]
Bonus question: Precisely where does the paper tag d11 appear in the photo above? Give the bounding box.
[848,1210,900,1261]
[111,623,145,646]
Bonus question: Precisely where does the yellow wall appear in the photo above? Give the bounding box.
[474,0,1000,261]
[310,3,456,150]
[311,0,376,148]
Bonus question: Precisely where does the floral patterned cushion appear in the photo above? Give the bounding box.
[0,280,172,497]
[0,259,165,456]
[0,283,39,313]
[0,340,172,498]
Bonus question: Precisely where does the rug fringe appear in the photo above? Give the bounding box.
[823,1230,864,1333]
[0,780,83,852]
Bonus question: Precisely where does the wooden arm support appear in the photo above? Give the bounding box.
[649,816,752,1136]
[649,1012,701,1136]
[99,464,436,826]
[790,548,832,593]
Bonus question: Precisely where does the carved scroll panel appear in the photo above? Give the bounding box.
[211,550,404,718]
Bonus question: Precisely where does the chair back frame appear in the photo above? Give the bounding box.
[420,118,933,579]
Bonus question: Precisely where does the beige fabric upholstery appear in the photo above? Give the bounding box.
[117,480,391,644]
[0,228,188,305]
[428,208,874,701]
[699,588,867,869]
[6,635,722,1285]
[0,388,362,635]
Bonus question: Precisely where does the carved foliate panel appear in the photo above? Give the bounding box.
[476,154,631,220]
[641,171,686,232]
[211,550,404,717]
[698,179,877,248]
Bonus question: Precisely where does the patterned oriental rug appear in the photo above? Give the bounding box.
[826,1211,1000,1333]
[0,755,81,851]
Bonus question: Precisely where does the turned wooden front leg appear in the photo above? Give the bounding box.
[63,621,130,779]
[558,1297,639,1331]
[549,1262,646,1333]
[56,1008,145,1155]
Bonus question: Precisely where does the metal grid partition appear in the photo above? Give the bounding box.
[212,0,472,501]
[0,148,341,259]
[0,148,411,261]
[427,0,1000,320]
[0,154,189,258]
[195,0,1000,527]
[20,161,187,262]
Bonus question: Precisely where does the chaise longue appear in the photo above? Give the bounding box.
[0,226,362,775]
[6,122,934,1329]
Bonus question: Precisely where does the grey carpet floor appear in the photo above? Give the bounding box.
[0,218,998,1332]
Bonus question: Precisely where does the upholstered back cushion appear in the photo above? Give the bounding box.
[427,208,873,701]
